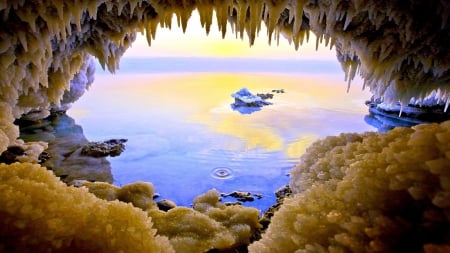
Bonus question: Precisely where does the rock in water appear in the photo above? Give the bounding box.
[231,88,272,107]
[231,88,272,114]
[80,139,128,157]
[156,199,177,211]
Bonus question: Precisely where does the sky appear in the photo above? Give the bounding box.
[124,10,336,60]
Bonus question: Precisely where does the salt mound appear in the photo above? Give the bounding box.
[0,162,173,252]
[250,121,450,252]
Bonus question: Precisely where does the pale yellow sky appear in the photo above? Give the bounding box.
[125,10,336,60]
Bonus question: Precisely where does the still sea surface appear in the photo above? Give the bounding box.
[68,57,377,212]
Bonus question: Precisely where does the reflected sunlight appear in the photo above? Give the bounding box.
[71,72,371,158]
[67,11,376,209]
[69,69,376,211]
[285,134,319,159]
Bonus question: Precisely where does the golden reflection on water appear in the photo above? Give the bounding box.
[213,115,284,151]
[68,70,375,208]
[285,134,320,159]
[71,72,372,160]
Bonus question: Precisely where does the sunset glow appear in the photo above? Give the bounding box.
[125,10,335,60]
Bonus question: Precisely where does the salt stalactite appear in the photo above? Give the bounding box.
[0,0,448,157]
[233,0,251,40]
[247,0,264,45]
[0,0,449,155]
[315,0,450,108]
[214,0,233,39]
[0,1,450,252]
[288,0,305,35]
[0,0,148,153]
[54,53,96,112]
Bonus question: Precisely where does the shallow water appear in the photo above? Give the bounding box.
[67,57,376,212]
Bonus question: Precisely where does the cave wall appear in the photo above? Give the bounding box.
[1,0,449,153]
[0,1,449,252]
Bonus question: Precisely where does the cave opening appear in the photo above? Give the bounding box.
[1,1,450,252]
[16,10,378,212]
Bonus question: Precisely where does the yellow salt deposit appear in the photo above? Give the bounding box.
[249,121,450,252]
[0,162,173,252]
[0,1,449,252]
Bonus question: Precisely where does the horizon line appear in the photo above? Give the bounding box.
[96,56,343,74]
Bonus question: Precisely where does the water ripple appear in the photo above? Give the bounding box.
[211,167,233,180]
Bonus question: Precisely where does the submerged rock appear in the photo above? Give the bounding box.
[80,139,128,157]
[259,185,292,230]
[21,113,115,183]
[221,191,263,202]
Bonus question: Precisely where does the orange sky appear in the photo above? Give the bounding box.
[124,10,335,60]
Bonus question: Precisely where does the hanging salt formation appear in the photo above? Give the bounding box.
[0,0,149,154]
[0,0,449,155]
[0,1,450,252]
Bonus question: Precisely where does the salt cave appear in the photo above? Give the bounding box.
[0,0,449,252]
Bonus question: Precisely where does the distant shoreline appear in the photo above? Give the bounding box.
[96,57,342,74]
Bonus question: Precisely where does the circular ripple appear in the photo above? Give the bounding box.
[211,167,233,179]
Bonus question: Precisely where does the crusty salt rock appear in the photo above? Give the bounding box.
[11,139,48,164]
[193,189,261,245]
[116,181,157,211]
[148,189,261,252]
[81,181,120,201]
[148,207,236,252]
[0,162,174,252]
[1,1,450,252]
[82,181,157,211]
[250,120,450,252]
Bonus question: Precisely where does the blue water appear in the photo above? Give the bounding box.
[115,57,343,74]
[68,57,376,213]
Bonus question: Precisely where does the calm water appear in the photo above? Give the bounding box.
[67,57,376,212]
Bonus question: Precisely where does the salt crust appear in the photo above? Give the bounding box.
[0,162,174,252]
[150,189,261,252]
[82,181,261,252]
[0,165,261,252]
[249,121,450,252]
[1,122,449,252]
[0,1,450,252]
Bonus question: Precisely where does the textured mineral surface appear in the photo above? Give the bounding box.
[0,1,449,252]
